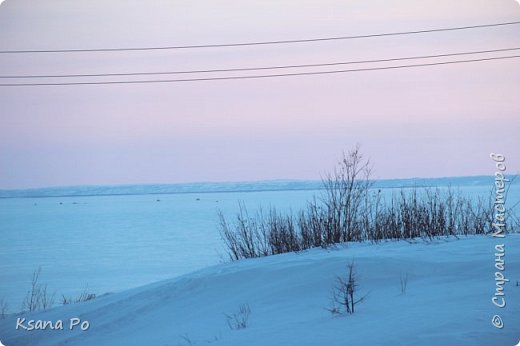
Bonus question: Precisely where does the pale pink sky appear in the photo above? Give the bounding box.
[0,0,519,188]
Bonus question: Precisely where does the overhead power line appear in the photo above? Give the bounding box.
[1,21,519,54]
[1,47,519,79]
[1,55,518,87]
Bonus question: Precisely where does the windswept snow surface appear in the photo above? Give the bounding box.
[1,235,519,345]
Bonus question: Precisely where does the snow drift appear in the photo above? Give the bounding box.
[1,235,518,345]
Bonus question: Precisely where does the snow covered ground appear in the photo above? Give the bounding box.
[1,234,519,345]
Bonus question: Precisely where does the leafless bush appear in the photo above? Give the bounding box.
[328,263,365,315]
[268,209,301,255]
[0,299,7,319]
[219,204,268,260]
[400,273,409,294]
[179,334,193,345]
[62,285,96,305]
[21,267,55,312]
[219,147,518,260]
[225,303,251,330]
[321,145,373,243]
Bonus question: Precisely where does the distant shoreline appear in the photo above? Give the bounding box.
[1,175,517,199]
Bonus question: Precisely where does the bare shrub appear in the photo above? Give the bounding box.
[321,145,373,244]
[225,303,251,330]
[62,285,96,305]
[180,334,193,345]
[21,267,55,312]
[0,299,7,319]
[219,204,268,260]
[40,284,54,311]
[328,262,365,315]
[400,273,409,294]
[219,147,519,261]
[267,209,301,255]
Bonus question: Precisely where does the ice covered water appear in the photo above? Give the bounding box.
[0,187,318,310]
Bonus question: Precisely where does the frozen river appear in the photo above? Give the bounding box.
[0,187,318,310]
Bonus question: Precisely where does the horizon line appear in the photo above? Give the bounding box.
[1,174,517,199]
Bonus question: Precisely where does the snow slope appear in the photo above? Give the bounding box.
[1,235,519,345]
